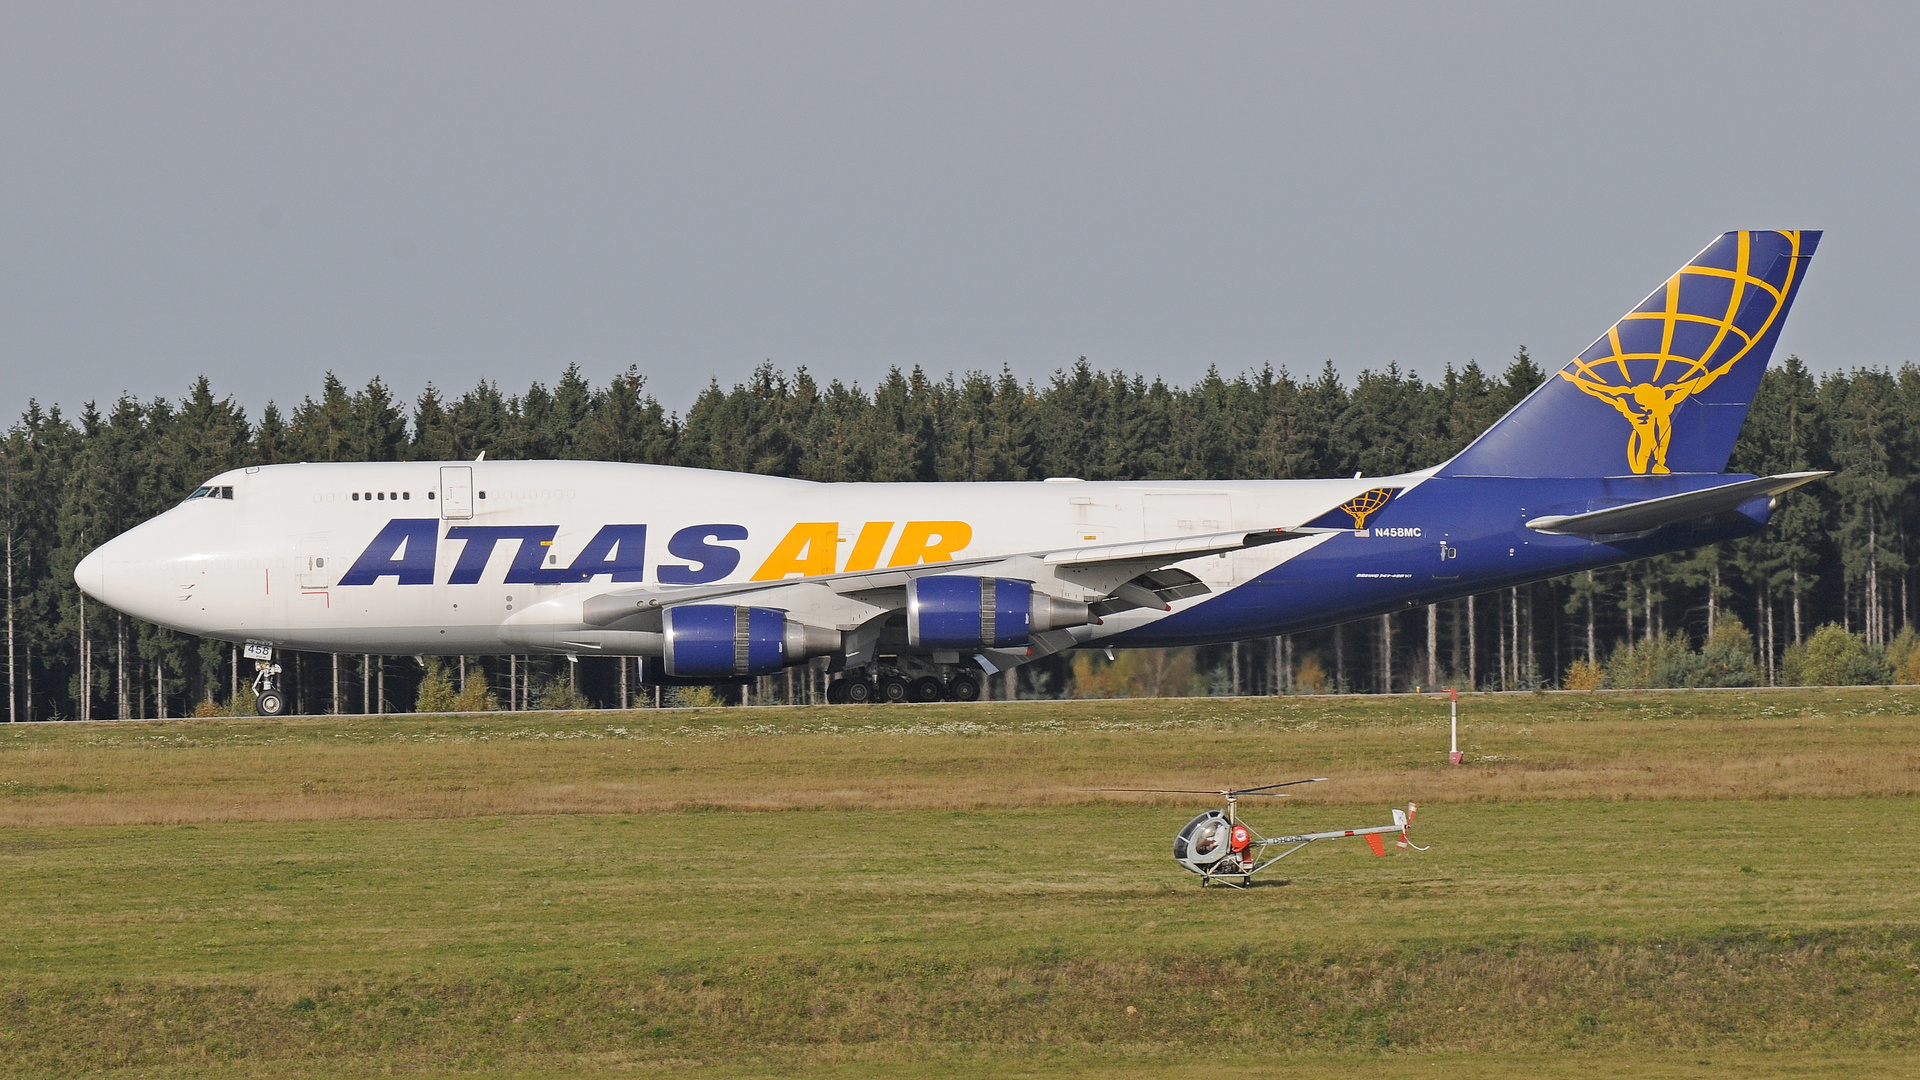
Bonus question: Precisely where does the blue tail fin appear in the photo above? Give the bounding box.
[1438,230,1820,477]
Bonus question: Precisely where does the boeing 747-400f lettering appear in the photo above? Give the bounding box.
[75,232,1828,713]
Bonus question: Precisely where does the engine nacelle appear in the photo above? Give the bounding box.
[662,605,840,678]
[905,576,1091,650]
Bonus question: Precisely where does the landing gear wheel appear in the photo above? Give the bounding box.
[844,678,876,705]
[945,674,981,702]
[256,690,286,717]
[878,673,911,703]
[826,678,850,704]
[909,676,945,703]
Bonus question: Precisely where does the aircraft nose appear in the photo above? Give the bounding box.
[74,543,109,601]
[74,530,149,615]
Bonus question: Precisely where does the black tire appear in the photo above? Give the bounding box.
[878,673,911,703]
[945,673,981,702]
[909,676,945,703]
[826,678,849,704]
[256,690,286,717]
[844,678,876,705]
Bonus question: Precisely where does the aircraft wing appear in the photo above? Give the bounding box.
[1523,471,1828,538]
[579,525,1325,628]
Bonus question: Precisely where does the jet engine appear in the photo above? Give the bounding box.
[904,576,1091,650]
[662,604,841,678]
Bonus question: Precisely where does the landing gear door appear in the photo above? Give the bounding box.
[440,466,474,520]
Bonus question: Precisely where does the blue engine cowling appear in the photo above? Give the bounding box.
[663,605,825,678]
[906,576,1037,650]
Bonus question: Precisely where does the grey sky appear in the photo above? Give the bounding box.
[2,3,1914,423]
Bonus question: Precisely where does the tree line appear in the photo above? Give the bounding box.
[3,351,1914,719]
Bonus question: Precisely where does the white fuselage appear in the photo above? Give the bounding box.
[75,460,1405,656]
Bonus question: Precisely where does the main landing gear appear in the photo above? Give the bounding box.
[827,667,981,705]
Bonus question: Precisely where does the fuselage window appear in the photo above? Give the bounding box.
[427,491,435,500]
[390,492,398,500]
[402,491,410,500]
[377,492,386,500]
[352,493,359,501]
[478,491,487,499]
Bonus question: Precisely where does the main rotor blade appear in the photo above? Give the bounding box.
[1080,787,1253,795]
[1228,777,1330,796]
[1078,787,1294,797]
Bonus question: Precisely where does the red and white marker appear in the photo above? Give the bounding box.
[1447,687,1463,765]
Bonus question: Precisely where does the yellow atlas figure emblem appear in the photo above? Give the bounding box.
[1339,488,1394,529]
[1559,231,1807,474]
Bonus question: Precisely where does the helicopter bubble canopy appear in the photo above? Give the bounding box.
[1173,810,1234,872]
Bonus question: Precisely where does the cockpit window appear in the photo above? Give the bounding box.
[186,487,211,501]
[184,485,235,503]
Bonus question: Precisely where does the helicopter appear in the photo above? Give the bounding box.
[1093,778,1425,888]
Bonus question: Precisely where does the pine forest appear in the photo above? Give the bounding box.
[3,350,1915,719]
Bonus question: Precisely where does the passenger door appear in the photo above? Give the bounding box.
[440,466,474,520]
[293,532,334,589]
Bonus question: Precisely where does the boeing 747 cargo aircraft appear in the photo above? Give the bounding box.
[75,231,1825,714]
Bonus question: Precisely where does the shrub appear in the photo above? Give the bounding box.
[1603,633,1700,689]
[1561,659,1604,691]
[452,675,498,712]
[415,660,459,713]
[665,685,724,708]
[227,685,257,716]
[1071,648,1204,698]
[1597,618,1759,689]
[1697,617,1759,687]
[533,679,592,712]
[1292,654,1328,694]
[1781,624,1890,686]
[1888,629,1920,685]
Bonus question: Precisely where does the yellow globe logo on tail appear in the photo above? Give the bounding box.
[1559,231,1811,474]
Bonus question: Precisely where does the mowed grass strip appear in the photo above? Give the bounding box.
[4,802,1916,972]
[1,688,1917,825]
[6,935,1918,1077]
[2,690,1917,1076]
[0,801,1917,1076]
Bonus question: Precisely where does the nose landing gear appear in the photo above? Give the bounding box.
[250,651,287,717]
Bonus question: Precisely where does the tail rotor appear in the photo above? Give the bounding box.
[1395,803,1428,851]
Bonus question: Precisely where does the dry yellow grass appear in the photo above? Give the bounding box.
[0,687,1915,826]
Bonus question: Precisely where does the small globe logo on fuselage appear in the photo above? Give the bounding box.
[1339,488,1394,529]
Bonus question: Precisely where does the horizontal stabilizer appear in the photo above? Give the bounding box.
[1524,471,1828,538]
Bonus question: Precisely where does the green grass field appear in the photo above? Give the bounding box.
[1,689,1917,1077]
